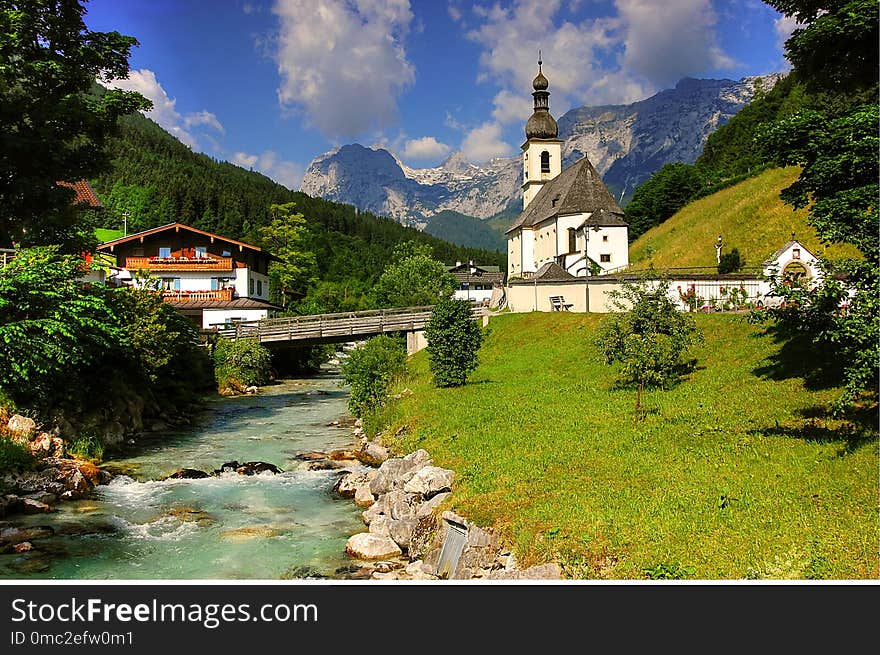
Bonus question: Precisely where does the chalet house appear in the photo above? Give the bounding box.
[97,223,279,328]
[506,59,629,279]
[447,261,504,305]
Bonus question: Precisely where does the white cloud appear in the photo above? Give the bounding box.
[183,110,225,134]
[448,3,462,22]
[106,69,224,150]
[270,0,416,139]
[402,136,451,161]
[464,0,737,118]
[460,121,513,163]
[232,150,305,189]
[616,0,736,88]
[773,13,802,63]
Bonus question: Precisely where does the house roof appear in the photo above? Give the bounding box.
[577,208,629,229]
[450,270,504,285]
[57,180,102,208]
[506,157,624,234]
[96,222,274,258]
[761,240,816,266]
[167,297,281,310]
[516,261,577,283]
[447,263,501,273]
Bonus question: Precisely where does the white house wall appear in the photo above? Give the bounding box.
[202,308,268,329]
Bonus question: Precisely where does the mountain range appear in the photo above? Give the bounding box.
[300,74,784,241]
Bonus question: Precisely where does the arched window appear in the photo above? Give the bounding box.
[540,151,550,173]
[568,228,577,253]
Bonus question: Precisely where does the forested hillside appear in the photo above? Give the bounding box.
[90,111,505,309]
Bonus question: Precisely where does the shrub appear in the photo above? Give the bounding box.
[718,247,744,273]
[340,335,406,417]
[0,437,32,474]
[67,432,105,461]
[424,298,485,388]
[214,337,273,391]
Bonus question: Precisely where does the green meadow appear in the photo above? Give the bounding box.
[374,312,878,579]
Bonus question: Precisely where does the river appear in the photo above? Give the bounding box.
[0,375,366,579]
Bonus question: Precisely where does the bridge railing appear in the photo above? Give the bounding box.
[212,305,485,343]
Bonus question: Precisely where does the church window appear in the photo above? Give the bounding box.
[540,151,550,173]
[567,228,577,253]
[600,254,611,263]
[602,235,608,242]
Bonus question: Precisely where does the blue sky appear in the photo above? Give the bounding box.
[84,0,797,189]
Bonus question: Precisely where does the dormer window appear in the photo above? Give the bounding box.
[540,151,550,173]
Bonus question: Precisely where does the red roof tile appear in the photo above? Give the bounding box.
[57,180,102,208]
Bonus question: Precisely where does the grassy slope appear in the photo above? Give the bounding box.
[628,167,861,270]
[378,313,878,579]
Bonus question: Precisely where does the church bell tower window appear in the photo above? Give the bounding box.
[540,151,550,173]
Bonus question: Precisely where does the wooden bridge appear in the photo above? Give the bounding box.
[211,305,487,351]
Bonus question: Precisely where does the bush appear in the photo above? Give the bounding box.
[67,432,105,461]
[718,247,744,273]
[424,298,485,387]
[214,337,273,391]
[340,335,406,417]
[0,437,32,474]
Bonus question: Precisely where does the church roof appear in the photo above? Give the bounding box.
[761,239,815,266]
[506,157,625,234]
[531,261,576,282]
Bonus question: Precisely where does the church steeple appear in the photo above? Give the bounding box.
[525,53,557,140]
[521,53,562,209]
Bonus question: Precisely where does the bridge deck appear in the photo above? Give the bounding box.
[211,305,485,345]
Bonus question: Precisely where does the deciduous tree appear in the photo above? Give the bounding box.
[0,0,150,250]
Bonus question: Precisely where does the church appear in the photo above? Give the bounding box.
[506,59,629,279]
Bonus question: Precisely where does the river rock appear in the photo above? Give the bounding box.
[403,466,455,498]
[368,514,391,537]
[220,526,284,541]
[344,533,402,560]
[328,449,359,461]
[214,461,240,474]
[13,541,33,553]
[356,441,389,466]
[389,518,418,549]
[295,451,328,462]
[333,470,376,497]
[236,461,281,475]
[164,468,210,480]
[369,458,425,496]
[244,386,258,394]
[21,498,53,514]
[354,483,375,508]
[416,492,450,518]
[0,525,54,545]
[7,414,37,442]
[362,503,382,526]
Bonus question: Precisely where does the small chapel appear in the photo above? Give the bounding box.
[506,58,629,279]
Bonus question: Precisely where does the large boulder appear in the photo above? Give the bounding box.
[7,415,37,442]
[369,458,425,496]
[333,470,376,497]
[344,533,402,560]
[356,442,389,467]
[416,492,450,518]
[389,518,418,549]
[354,483,375,508]
[403,466,455,498]
[368,515,391,537]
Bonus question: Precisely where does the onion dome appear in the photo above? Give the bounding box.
[524,54,558,140]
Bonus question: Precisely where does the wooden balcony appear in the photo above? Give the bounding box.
[125,256,234,272]
[162,288,235,302]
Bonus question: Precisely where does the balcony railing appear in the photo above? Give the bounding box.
[125,256,234,271]
[162,288,235,302]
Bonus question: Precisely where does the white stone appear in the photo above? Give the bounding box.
[354,483,375,508]
[345,533,402,560]
[403,466,455,497]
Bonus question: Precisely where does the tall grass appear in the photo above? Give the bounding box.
[376,313,878,579]
[629,167,862,270]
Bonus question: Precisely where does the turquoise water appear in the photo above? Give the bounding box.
[0,376,366,579]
